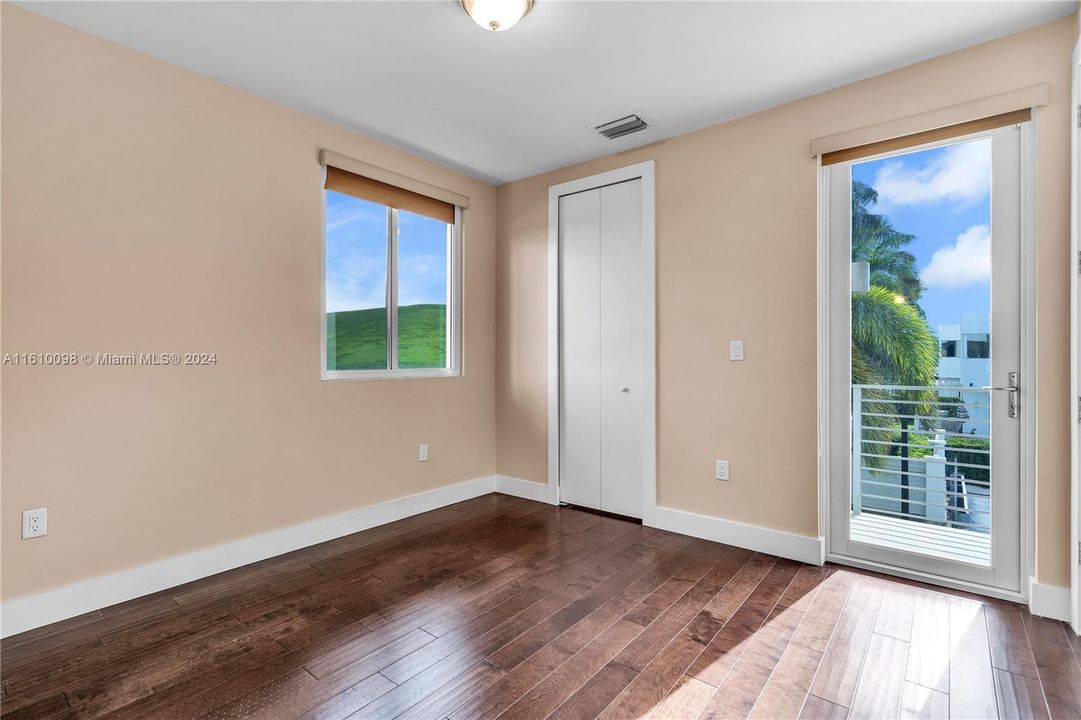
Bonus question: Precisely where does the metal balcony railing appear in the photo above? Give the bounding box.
[852,384,991,535]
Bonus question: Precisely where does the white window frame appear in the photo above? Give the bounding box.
[321,177,462,382]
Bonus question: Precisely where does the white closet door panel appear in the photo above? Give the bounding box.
[599,179,644,518]
[558,190,602,510]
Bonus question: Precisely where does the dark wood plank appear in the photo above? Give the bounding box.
[345,584,582,718]
[1064,620,1081,674]
[600,612,726,719]
[295,673,396,720]
[197,667,319,718]
[394,659,504,720]
[448,564,676,720]
[697,619,802,719]
[0,497,1062,720]
[1023,614,1081,719]
[0,692,70,720]
[547,661,639,720]
[499,619,642,720]
[985,605,1039,679]
[379,585,551,684]
[101,638,292,719]
[741,568,843,720]
[276,630,433,718]
[483,560,654,671]
[612,548,751,672]
[776,565,832,613]
[686,559,797,687]
[993,668,1050,720]
[697,554,777,624]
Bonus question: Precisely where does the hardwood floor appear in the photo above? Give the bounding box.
[2,494,1078,719]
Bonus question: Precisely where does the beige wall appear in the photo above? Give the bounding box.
[0,6,497,600]
[495,16,1077,587]
[2,6,1077,603]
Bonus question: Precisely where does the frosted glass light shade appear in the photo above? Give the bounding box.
[461,0,533,32]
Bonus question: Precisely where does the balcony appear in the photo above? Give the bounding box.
[852,384,991,566]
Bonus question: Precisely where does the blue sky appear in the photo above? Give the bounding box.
[325,191,448,313]
[851,138,991,333]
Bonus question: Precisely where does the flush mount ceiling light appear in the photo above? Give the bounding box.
[461,0,534,32]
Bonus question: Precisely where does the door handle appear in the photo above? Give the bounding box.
[619,385,630,393]
[982,371,1019,419]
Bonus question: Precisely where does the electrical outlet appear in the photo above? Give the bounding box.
[419,444,429,462]
[715,460,730,481]
[22,507,47,539]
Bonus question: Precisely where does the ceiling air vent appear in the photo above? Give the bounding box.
[596,114,648,140]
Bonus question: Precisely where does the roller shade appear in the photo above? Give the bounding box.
[325,166,455,224]
[820,108,1031,166]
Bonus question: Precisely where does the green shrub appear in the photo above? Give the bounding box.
[946,436,990,483]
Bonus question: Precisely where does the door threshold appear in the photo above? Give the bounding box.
[825,552,1026,605]
[559,503,642,525]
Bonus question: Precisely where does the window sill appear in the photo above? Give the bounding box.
[322,368,459,381]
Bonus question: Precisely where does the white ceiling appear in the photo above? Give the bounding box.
[20,1,1077,184]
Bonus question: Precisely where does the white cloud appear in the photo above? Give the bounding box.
[398,254,446,306]
[326,209,374,231]
[921,224,991,289]
[325,254,386,313]
[872,139,990,207]
[325,253,447,312]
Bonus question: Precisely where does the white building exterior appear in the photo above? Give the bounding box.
[936,311,990,390]
[936,311,990,425]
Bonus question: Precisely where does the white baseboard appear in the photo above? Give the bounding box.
[0,475,497,638]
[645,505,825,566]
[1029,577,1070,621]
[495,475,555,504]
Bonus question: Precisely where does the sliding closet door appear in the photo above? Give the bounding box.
[559,189,602,510]
[558,179,644,518]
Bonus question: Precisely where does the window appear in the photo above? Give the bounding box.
[323,165,460,379]
[940,340,957,358]
[966,334,989,359]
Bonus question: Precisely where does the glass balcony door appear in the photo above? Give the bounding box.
[827,125,1023,594]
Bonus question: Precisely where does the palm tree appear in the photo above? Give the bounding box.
[851,180,938,387]
[851,182,939,503]
[852,181,924,309]
[852,287,939,388]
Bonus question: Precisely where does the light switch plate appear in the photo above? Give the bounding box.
[419,444,429,462]
[730,340,745,361]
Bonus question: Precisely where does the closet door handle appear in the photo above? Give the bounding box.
[619,385,630,393]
